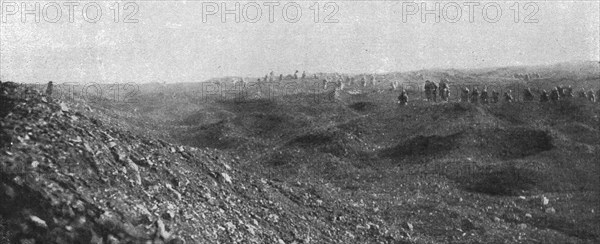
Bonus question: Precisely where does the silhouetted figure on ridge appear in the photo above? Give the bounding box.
[46,81,54,101]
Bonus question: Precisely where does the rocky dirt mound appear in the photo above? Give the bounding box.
[0,82,404,243]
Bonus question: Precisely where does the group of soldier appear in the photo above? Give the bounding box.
[255,70,314,83]
[459,87,509,104]
[397,79,452,106]
[424,79,451,102]
[251,71,388,92]
[536,85,597,103]
[514,73,541,81]
[397,80,599,106]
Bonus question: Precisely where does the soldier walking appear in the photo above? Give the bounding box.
[480,87,489,104]
[471,87,480,103]
[430,81,438,102]
[424,81,431,101]
[557,85,566,98]
[491,90,500,103]
[460,87,470,103]
[565,86,574,98]
[587,90,596,102]
[550,87,561,102]
[439,80,450,102]
[504,90,513,103]
[398,89,408,106]
[540,90,549,102]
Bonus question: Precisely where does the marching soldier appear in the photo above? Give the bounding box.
[45,81,54,98]
[565,85,574,98]
[558,86,564,97]
[540,90,549,102]
[461,87,470,103]
[587,90,596,102]
[550,87,561,102]
[491,90,500,103]
[557,85,566,98]
[302,71,306,79]
[480,87,489,104]
[424,80,432,101]
[471,87,480,103]
[439,79,450,102]
[504,90,513,103]
[398,89,408,106]
[523,88,534,102]
[430,81,438,102]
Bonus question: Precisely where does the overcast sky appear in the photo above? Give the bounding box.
[1,1,599,83]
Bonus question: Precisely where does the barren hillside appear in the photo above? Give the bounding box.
[1,63,599,243]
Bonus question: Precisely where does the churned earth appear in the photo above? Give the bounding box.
[1,63,599,243]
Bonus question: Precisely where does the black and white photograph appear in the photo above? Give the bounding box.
[1,1,599,243]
